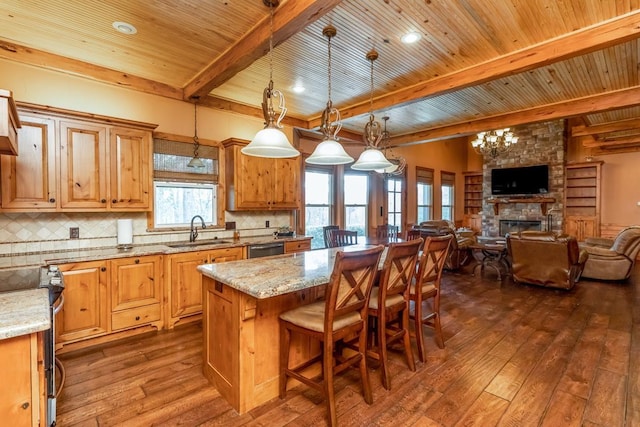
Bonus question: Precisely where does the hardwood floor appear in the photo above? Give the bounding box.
[57,264,640,426]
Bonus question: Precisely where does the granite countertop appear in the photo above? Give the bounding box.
[0,288,50,340]
[198,245,385,299]
[0,235,312,268]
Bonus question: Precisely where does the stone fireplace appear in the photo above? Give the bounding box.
[499,220,542,236]
[481,120,565,237]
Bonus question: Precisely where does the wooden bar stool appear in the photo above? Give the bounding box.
[279,245,384,427]
[410,235,452,361]
[366,239,422,390]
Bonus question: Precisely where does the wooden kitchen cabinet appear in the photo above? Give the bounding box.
[1,115,57,210]
[222,138,301,210]
[0,89,20,155]
[167,246,243,328]
[284,238,311,254]
[57,260,109,344]
[110,255,162,331]
[0,333,45,427]
[0,104,156,212]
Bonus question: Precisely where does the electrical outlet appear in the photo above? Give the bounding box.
[70,227,80,239]
[265,220,270,228]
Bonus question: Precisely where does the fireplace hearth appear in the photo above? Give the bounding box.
[499,220,542,236]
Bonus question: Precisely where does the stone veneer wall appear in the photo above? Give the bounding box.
[482,119,566,237]
[0,210,292,257]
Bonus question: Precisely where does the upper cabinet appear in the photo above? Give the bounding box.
[0,105,156,212]
[0,89,20,156]
[222,138,301,211]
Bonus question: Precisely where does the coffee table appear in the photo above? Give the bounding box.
[470,241,510,280]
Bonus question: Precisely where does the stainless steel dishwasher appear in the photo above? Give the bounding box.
[247,241,285,258]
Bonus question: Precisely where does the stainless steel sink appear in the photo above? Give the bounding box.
[167,239,231,248]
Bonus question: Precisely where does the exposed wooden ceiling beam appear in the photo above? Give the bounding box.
[571,117,640,136]
[199,95,308,128]
[184,0,343,100]
[582,135,640,148]
[390,85,640,146]
[0,41,184,100]
[309,9,640,128]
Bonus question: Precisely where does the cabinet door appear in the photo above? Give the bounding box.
[169,251,209,319]
[208,246,243,263]
[110,255,161,311]
[59,121,108,209]
[109,127,152,211]
[235,151,273,209]
[1,115,57,210]
[272,157,301,209]
[0,333,41,427]
[57,261,109,343]
[284,239,311,254]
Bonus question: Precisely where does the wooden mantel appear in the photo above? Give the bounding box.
[487,197,556,215]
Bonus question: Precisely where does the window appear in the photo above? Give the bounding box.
[386,177,403,231]
[304,169,333,249]
[441,171,455,222]
[344,173,369,236]
[416,167,434,223]
[152,136,220,228]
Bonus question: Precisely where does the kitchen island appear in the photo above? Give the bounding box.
[197,245,383,414]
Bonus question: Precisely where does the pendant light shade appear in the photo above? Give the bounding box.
[242,1,299,159]
[351,147,393,170]
[306,25,353,165]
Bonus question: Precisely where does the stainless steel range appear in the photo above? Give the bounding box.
[0,265,64,427]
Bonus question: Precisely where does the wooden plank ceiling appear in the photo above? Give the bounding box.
[2,0,640,150]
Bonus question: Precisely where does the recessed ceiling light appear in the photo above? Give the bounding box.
[401,31,421,44]
[292,84,306,94]
[112,21,137,35]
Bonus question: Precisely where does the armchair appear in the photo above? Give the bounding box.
[413,220,476,270]
[506,231,588,290]
[580,226,640,281]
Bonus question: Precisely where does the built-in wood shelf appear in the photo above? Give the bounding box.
[487,197,556,215]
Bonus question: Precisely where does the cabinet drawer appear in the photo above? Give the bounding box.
[284,239,311,254]
[111,303,161,331]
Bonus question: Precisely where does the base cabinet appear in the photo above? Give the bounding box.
[565,216,597,242]
[0,332,45,427]
[57,256,163,350]
[284,238,311,254]
[167,247,243,328]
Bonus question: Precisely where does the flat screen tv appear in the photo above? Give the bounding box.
[491,164,549,196]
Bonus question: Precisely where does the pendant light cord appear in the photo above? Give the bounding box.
[269,4,274,85]
[193,99,200,157]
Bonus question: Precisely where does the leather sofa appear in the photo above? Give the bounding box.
[413,220,476,270]
[579,226,640,281]
[506,231,588,290]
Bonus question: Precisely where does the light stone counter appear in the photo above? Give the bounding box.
[0,288,50,340]
[197,244,384,299]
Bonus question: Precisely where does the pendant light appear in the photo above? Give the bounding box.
[351,49,393,171]
[241,0,299,159]
[187,96,205,168]
[306,25,354,165]
[374,116,406,175]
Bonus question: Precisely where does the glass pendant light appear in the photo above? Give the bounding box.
[306,25,353,165]
[241,0,299,159]
[187,97,205,168]
[351,49,393,171]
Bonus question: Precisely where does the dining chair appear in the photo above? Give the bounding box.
[410,235,452,361]
[322,225,339,248]
[366,238,422,390]
[279,245,384,427]
[376,224,399,239]
[405,228,422,241]
[330,229,358,247]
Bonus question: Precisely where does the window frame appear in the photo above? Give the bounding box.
[441,170,456,222]
[385,175,405,232]
[416,166,434,224]
[343,172,370,236]
[303,167,335,249]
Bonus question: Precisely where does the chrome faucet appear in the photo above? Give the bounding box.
[190,215,207,242]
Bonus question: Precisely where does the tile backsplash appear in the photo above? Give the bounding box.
[0,211,292,256]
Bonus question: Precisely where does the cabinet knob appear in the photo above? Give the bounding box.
[135,316,140,321]
[21,402,29,410]
[101,267,107,272]
[135,259,140,264]
[112,199,118,204]
[101,199,107,203]
[49,198,56,203]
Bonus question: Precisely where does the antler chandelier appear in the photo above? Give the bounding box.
[471,128,518,158]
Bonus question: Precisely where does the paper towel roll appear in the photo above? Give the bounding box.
[117,219,133,247]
